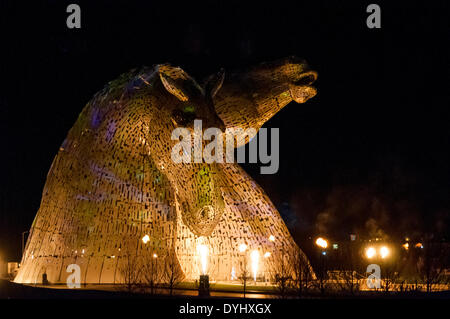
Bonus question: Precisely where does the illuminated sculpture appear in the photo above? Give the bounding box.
[15,57,317,284]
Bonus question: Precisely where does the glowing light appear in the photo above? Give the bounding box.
[366,247,376,259]
[142,234,150,244]
[264,252,271,258]
[402,243,409,250]
[250,250,259,281]
[415,243,423,249]
[315,237,328,249]
[153,253,158,258]
[239,244,247,253]
[333,243,339,250]
[380,246,390,259]
[269,235,275,242]
[198,244,208,275]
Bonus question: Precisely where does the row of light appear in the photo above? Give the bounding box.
[316,237,391,260]
[142,234,276,280]
[365,246,390,259]
[315,236,427,260]
[223,235,276,280]
[402,242,424,250]
[315,238,339,251]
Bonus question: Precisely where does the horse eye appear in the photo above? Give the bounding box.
[183,105,195,114]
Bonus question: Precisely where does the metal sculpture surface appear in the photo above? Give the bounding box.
[15,57,317,284]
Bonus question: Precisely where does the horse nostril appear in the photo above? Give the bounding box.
[290,85,317,103]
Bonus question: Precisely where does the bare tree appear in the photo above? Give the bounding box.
[238,255,251,298]
[416,239,449,292]
[328,243,361,295]
[314,251,328,295]
[290,247,314,297]
[162,249,184,296]
[141,250,163,295]
[269,249,294,298]
[118,249,143,293]
[380,258,404,292]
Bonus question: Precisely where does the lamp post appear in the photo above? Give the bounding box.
[315,237,328,294]
[151,253,158,294]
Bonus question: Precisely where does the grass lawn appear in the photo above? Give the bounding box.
[176,281,277,293]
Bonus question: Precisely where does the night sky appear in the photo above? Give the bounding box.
[0,0,449,261]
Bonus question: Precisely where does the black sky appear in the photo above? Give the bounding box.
[0,0,449,261]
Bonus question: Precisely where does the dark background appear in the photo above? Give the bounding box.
[0,0,449,261]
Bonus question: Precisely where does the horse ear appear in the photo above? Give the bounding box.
[204,69,225,99]
[159,68,189,102]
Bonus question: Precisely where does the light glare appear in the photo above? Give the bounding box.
[142,234,150,244]
[239,244,247,253]
[315,237,328,249]
[250,250,259,281]
[380,246,390,259]
[198,244,208,275]
[366,247,376,259]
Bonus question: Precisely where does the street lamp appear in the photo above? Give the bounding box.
[315,237,328,249]
[144,243,158,295]
[365,245,391,260]
[379,246,390,259]
[315,237,328,294]
[365,247,376,259]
